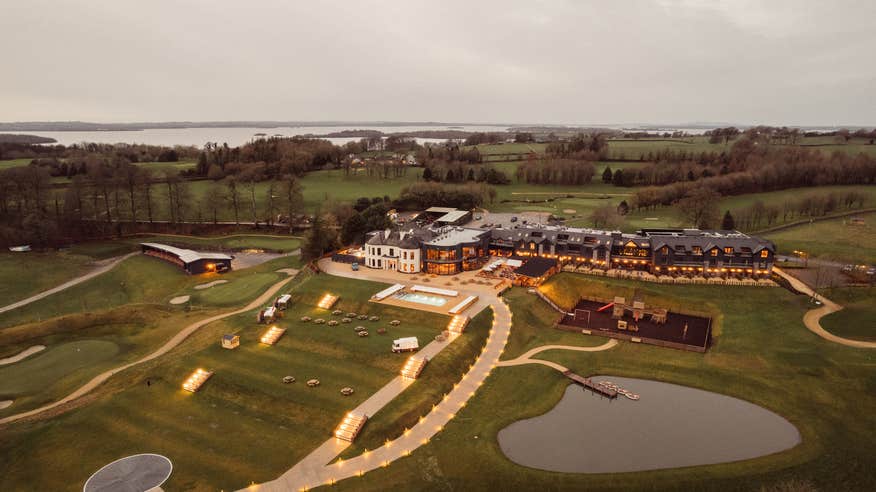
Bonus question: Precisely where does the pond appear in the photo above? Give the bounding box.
[498,376,800,473]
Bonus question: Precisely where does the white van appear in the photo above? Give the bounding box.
[392,337,419,353]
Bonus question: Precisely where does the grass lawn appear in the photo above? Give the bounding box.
[620,185,876,233]
[0,158,33,170]
[132,233,302,252]
[0,255,190,329]
[0,252,96,306]
[820,287,876,342]
[69,234,302,261]
[0,273,457,491]
[606,136,730,159]
[763,212,876,263]
[339,308,494,459]
[133,160,197,174]
[0,303,221,415]
[325,273,874,491]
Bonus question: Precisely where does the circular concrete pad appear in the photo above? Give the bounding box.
[84,453,172,492]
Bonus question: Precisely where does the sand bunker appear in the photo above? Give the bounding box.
[170,295,190,305]
[0,345,46,365]
[276,268,300,276]
[0,400,12,409]
[195,280,228,290]
[563,209,576,214]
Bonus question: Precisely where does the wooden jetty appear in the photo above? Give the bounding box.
[562,370,618,399]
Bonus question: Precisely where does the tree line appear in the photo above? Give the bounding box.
[516,158,595,185]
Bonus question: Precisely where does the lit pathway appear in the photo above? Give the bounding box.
[0,271,297,425]
[242,297,513,492]
[0,252,138,316]
[497,339,618,372]
[774,267,876,349]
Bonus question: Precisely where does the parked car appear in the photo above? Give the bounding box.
[351,262,359,271]
[510,216,518,222]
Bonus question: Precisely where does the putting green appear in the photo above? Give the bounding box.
[0,340,119,397]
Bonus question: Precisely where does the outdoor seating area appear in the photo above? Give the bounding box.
[182,368,213,393]
[561,264,779,287]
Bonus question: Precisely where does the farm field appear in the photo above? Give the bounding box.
[327,274,875,491]
[763,212,876,263]
[0,273,455,491]
[612,185,876,233]
[133,160,197,173]
[0,158,33,170]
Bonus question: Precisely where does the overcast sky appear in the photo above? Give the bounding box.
[1,0,874,126]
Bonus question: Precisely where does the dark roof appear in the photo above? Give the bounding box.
[365,229,430,249]
[515,257,558,278]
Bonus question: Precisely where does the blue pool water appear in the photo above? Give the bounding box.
[395,292,448,307]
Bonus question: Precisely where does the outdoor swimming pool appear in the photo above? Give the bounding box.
[395,292,448,307]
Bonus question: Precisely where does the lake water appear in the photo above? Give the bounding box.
[498,376,800,473]
[12,124,711,147]
[13,124,511,148]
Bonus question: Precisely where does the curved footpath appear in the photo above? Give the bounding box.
[497,340,618,372]
[0,272,296,425]
[244,297,513,492]
[0,252,138,316]
[774,267,875,349]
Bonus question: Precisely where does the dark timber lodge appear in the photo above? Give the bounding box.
[140,243,232,274]
[360,223,775,279]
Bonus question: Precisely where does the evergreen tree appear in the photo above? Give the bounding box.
[612,169,624,186]
[602,166,613,183]
[617,200,630,215]
[422,166,433,181]
[341,212,367,245]
[467,168,475,181]
[302,209,338,260]
[721,210,736,230]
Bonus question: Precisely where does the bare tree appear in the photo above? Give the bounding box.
[225,176,241,225]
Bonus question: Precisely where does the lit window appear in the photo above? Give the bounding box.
[692,246,702,255]
[710,249,718,256]
[724,247,733,255]
[760,250,769,258]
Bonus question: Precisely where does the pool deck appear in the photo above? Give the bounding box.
[321,260,504,318]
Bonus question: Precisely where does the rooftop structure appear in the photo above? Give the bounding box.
[350,213,777,279]
[140,243,232,275]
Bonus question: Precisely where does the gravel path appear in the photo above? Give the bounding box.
[774,267,875,349]
[0,252,138,316]
[0,272,296,425]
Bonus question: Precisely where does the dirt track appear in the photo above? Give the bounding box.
[774,267,875,349]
